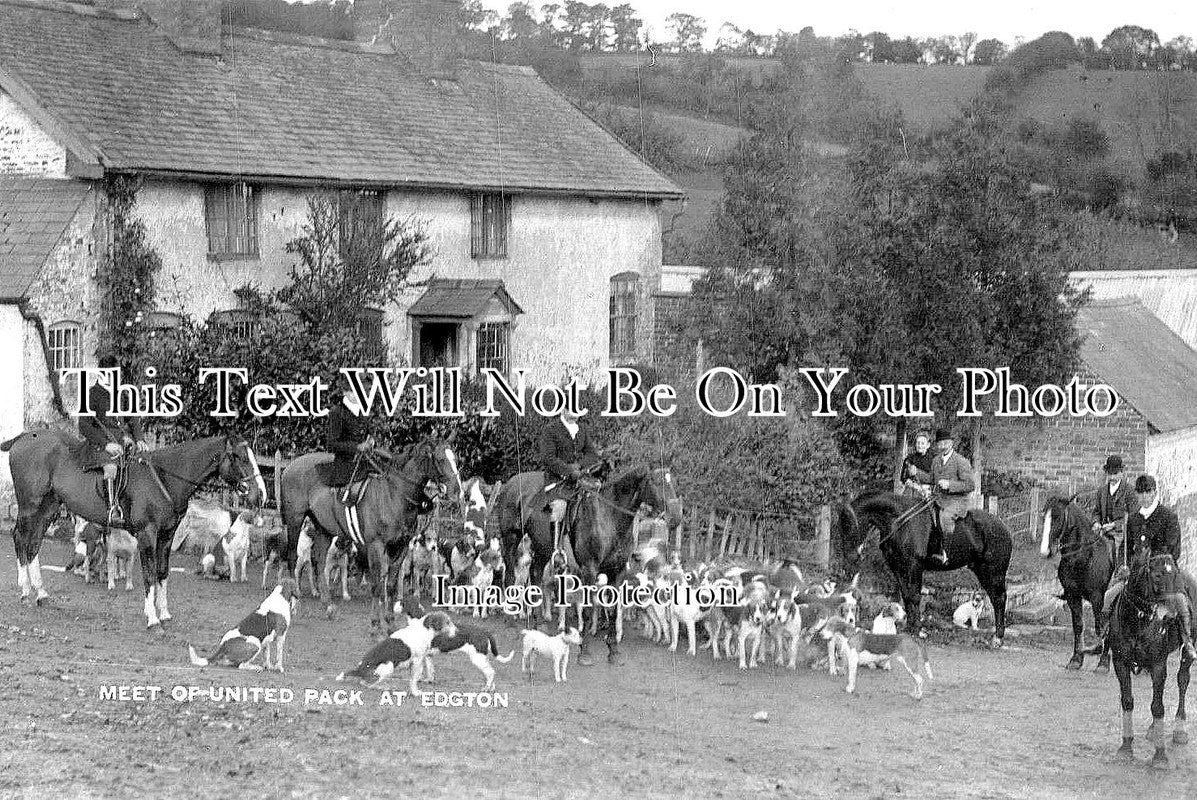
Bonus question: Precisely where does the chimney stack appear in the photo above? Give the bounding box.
[355,0,461,80]
[135,0,224,56]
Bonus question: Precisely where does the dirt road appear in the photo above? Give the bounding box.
[0,539,1192,799]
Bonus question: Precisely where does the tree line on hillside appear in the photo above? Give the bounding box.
[214,2,1196,73]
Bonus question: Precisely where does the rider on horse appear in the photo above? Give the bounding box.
[78,354,149,522]
[910,429,973,565]
[1092,454,1135,561]
[539,408,604,571]
[1102,474,1197,660]
[326,371,376,548]
[901,430,935,499]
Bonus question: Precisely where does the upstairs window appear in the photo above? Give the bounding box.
[470,193,511,259]
[609,272,640,361]
[46,321,81,373]
[204,183,259,258]
[338,190,386,262]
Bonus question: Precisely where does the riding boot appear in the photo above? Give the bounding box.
[1176,595,1197,660]
[928,514,948,565]
[105,475,122,524]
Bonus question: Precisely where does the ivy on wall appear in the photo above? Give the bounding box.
[96,174,161,370]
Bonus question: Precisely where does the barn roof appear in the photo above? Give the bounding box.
[0,177,91,301]
[1078,298,1197,434]
[407,279,524,319]
[0,1,682,199]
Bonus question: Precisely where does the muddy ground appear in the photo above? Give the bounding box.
[0,539,1193,799]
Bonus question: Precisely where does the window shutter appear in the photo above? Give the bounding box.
[499,194,511,258]
[470,194,482,258]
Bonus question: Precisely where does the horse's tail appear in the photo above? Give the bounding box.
[0,432,27,452]
[187,645,210,667]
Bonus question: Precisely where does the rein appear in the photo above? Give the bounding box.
[866,496,935,549]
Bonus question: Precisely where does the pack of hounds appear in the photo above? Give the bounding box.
[184,536,938,701]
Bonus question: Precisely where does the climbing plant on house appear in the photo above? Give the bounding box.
[95,174,161,371]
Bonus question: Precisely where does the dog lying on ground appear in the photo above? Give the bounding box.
[821,616,934,700]
[222,511,254,583]
[106,528,138,592]
[336,611,456,696]
[188,580,299,673]
[953,591,985,630]
[521,627,583,683]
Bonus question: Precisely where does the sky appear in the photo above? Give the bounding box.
[499,0,1197,49]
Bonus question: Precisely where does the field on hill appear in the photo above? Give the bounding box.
[2,538,1194,799]
[855,63,994,127]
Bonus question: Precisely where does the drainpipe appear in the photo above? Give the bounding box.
[18,301,71,421]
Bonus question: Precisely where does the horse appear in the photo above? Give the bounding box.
[1039,495,1115,672]
[836,490,1012,647]
[3,429,265,629]
[279,435,462,632]
[495,465,683,664]
[1107,551,1195,769]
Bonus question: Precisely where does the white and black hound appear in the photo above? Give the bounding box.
[188,580,299,673]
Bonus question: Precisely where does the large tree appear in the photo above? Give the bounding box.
[1102,24,1160,69]
[609,3,642,51]
[973,38,1007,66]
[665,12,706,53]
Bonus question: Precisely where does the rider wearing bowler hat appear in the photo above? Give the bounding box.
[924,429,974,565]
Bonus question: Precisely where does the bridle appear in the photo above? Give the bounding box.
[1045,503,1107,559]
[133,437,262,506]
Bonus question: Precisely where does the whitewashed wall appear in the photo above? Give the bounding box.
[1145,427,1197,576]
[0,90,67,177]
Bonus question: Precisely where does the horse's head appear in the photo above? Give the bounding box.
[221,437,267,509]
[835,502,864,558]
[639,467,683,529]
[1039,495,1071,558]
[399,435,463,503]
[1145,552,1183,597]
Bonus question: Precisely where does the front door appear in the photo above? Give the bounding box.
[419,322,459,368]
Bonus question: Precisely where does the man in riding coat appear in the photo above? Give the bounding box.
[924,429,974,565]
[79,354,149,521]
[539,407,604,569]
[326,371,375,545]
[1091,455,1136,560]
[1102,475,1196,659]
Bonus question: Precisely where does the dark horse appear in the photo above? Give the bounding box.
[3,429,265,630]
[495,466,683,663]
[836,490,1012,647]
[1039,495,1114,672]
[279,436,462,632]
[1107,552,1194,769]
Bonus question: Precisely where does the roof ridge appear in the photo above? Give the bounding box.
[0,0,138,22]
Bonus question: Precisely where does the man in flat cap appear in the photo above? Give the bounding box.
[924,429,974,565]
[1092,455,1135,562]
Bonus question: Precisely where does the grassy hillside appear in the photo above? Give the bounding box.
[855,63,994,127]
[1014,66,1197,183]
[855,64,1197,182]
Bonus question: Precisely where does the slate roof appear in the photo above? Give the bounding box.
[407,279,524,319]
[0,177,90,301]
[0,1,682,199]
[1078,298,1197,434]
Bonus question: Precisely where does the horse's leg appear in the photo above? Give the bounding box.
[381,547,396,633]
[576,562,597,667]
[1089,587,1111,674]
[19,496,59,604]
[896,567,925,637]
[1148,662,1170,769]
[605,569,625,665]
[1176,649,1192,745]
[367,538,386,636]
[970,561,1007,648]
[155,530,174,624]
[138,525,163,632]
[1114,655,1135,761]
[1065,593,1085,670]
[312,529,336,618]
